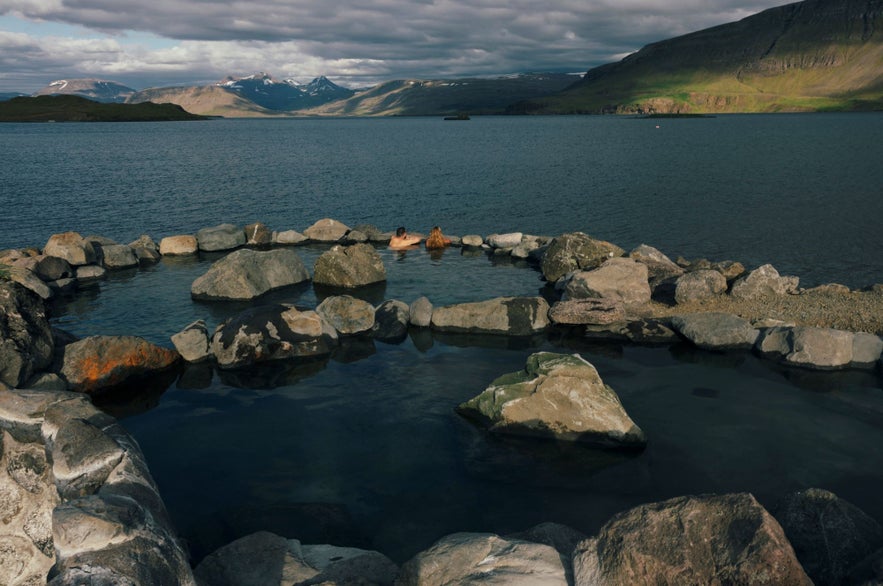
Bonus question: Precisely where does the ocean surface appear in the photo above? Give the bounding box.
[2,114,882,563]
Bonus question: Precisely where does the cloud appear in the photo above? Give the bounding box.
[0,0,786,92]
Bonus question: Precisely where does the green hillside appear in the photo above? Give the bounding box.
[0,95,206,122]
[517,0,883,114]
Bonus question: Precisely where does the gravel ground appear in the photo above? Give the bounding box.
[641,286,883,335]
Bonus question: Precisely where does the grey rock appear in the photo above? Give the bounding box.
[511,237,543,259]
[755,326,793,359]
[409,296,433,328]
[211,305,338,369]
[352,224,383,240]
[671,312,759,350]
[76,264,107,282]
[540,232,624,283]
[127,234,158,252]
[170,320,211,363]
[397,532,568,585]
[47,277,77,295]
[43,232,96,266]
[461,234,484,247]
[244,221,272,246]
[773,488,883,586]
[506,521,588,560]
[431,296,550,336]
[159,235,198,256]
[563,257,651,307]
[33,256,74,281]
[301,543,398,585]
[316,295,376,335]
[457,352,646,448]
[853,332,883,366]
[191,248,310,301]
[787,326,855,369]
[711,260,746,281]
[273,229,308,246]
[313,243,386,288]
[23,372,68,391]
[194,531,320,586]
[8,268,54,300]
[372,300,410,342]
[343,229,369,243]
[196,223,245,252]
[99,244,139,270]
[132,246,161,265]
[0,282,54,388]
[574,493,811,586]
[303,218,350,242]
[548,298,625,326]
[674,269,727,304]
[487,232,523,249]
[731,264,799,299]
[629,244,684,288]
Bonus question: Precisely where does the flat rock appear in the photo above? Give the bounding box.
[563,257,651,307]
[487,232,523,249]
[196,223,245,252]
[313,243,386,288]
[159,235,198,256]
[191,248,310,301]
[461,234,484,247]
[549,298,625,326]
[431,296,550,336]
[573,493,811,586]
[76,265,107,282]
[273,229,308,245]
[303,218,350,242]
[316,295,376,335]
[457,352,646,448]
[671,312,759,350]
[540,232,624,283]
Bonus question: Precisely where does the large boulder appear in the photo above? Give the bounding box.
[315,295,376,335]
[573,493,812,585]
[0,282,54,388]
[431,296,550,336]
[303,218,350,242]
[191,248,310,301]
[548,298,625,326]
[211,305,338,369]
[670,313,759,350]
[33,256,74,282]
[313,243,386,288]
[397,532,568,585]
[773,488,883,586]
[756,326,880,370]
[372,300,410,342]
[540,232,624,283]
[194,531,398,586]
[629,244,685,288]
[731,264,799,299]
[674,269,728,304]
[99,244,139,270]
[195,223,245,252]
[55,335,180,394]
[457,352,646,448]
[43,232,96,266]
[562,258,651,307]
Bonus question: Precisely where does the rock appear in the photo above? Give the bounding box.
[273,230,308,246]
[506,521,588,561]
[303,218,350,242]
[629,244,685,288]
[549,298,626,326]
[244,221,273,246]
[409,296,433,328]
[343,229,369,243]
[159,235,198,256]
[372,300,410,342]
[511,237,544,259]
[397,532,568,585]
[457,352,646,448]
[773,488,883,586]
[563,257,651,307]
[787,326,856,369]
[191,248,310,301]
[99,244,139,270]
[0,282,54,388]
[301,543,399,585]
[43,232,96,266]
[670,313,759,350]
[431,296,550,336]
[313,243,386,288]
[170,320,211,363]
[55,335,180,394]
[85,235,117,247]
[573,493,811,585]
[352,224,384,241]
[316,295,376,335]
[853,332,883,366]
[196,223,246,252]
[674,269,728,304]
[487,232,523,249]
[620,318,679,344]
[127,234,158,253]
[540,232,624,283]
[711,260,746,281]
[24,372,68,391]
[33,256,74,281]
[7,267,53,300]
[75,265,107,282]
[458,235,481,248]
[211,305,338,369]
[731,264,799,299]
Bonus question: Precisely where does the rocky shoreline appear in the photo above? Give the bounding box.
[1,219,882,584]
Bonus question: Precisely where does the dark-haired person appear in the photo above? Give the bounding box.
[389,226,421,249]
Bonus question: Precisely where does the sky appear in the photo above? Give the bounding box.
[0,0,787,93]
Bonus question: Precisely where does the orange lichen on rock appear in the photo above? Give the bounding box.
[60,336,180,393]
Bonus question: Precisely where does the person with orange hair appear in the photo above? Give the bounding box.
[424,226,452,250]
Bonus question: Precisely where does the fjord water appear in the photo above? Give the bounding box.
[2,115,883,563]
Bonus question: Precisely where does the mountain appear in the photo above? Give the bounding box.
[32,79,137,103]
[216,72,355,110]
[517,0,883,114]
[127,85,284,117]
[301,73,581,116]
[0,95,206,122]
[0,92,27,102]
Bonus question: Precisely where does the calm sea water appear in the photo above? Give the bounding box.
[2,115,883,564]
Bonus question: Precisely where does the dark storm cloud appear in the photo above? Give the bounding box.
[1,0,787,91]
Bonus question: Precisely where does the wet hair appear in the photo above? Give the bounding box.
[395,227,407,237]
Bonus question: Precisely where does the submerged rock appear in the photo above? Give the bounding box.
[191,248,310,301]
[540,232,624,283]
[431,296,550,336]
[313,243,386,288]
[573,493,811,586]
[457,352,646,448]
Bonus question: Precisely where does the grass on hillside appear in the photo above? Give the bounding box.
[0,95,206,122]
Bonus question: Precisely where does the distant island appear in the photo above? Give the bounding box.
[0,95,206,122]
